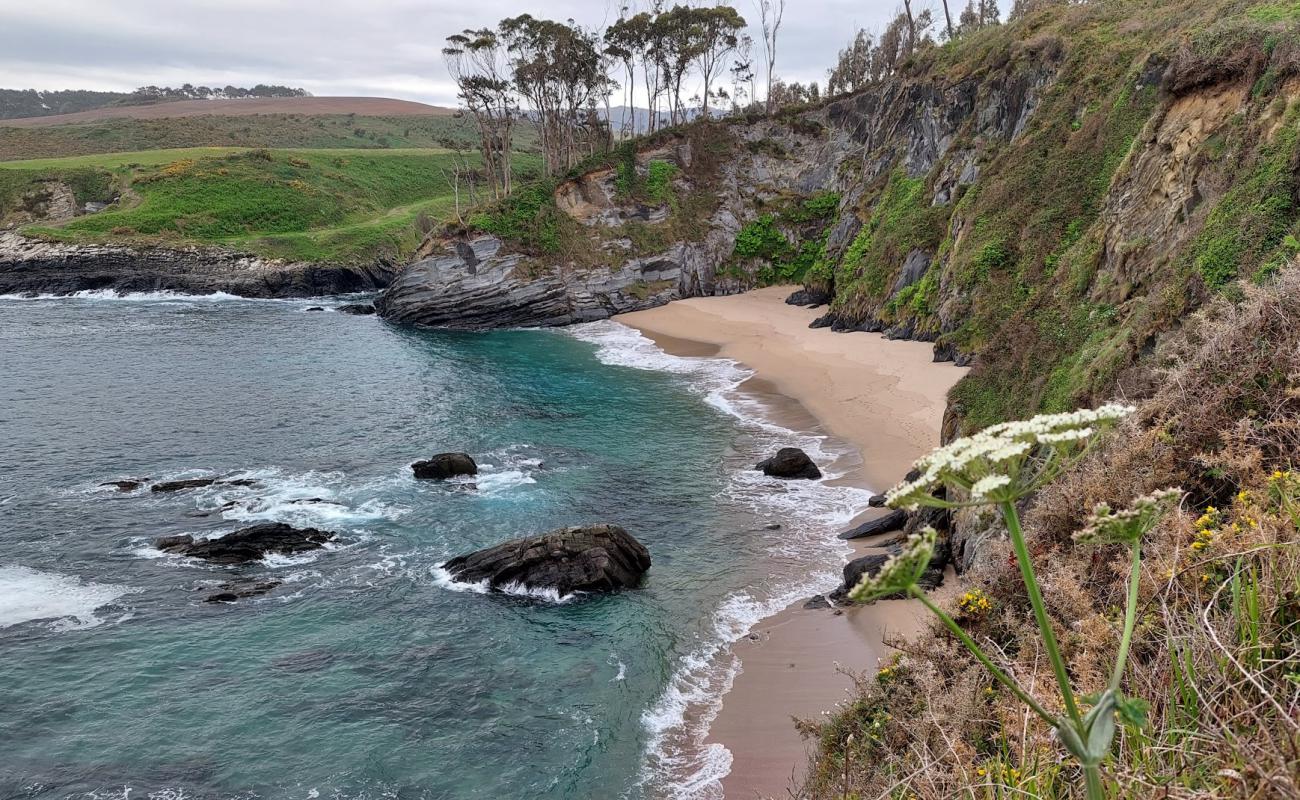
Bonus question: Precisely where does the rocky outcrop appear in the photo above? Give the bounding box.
[838,509,908,540]
[376,235,701,328]
[828,546,947,603]
[0,232,397,298]
[442,524,651,597]
[337,303,376,315]
[411,453,478,480]
[155,523,334,564]
[755,447,823,480]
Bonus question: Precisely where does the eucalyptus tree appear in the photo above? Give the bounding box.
[605,11,642,137]
[755,0,784,112]
[500,14,612,175]
[443,28,516,199]
[730,34,755,112]
[689,5,746,118]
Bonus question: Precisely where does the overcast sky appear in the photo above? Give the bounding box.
[0,1,1006,106]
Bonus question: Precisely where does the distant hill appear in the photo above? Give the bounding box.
[0,90,129,121]
[0,85,313,121]
[3,96,455,128]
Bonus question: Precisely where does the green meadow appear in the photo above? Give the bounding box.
[2,147,542,263]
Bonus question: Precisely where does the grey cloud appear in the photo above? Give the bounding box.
[0,1,1005,104]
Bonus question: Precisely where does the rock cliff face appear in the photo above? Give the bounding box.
[0,232,396,298]
[374,55,1058,333]
[375,235,688,328]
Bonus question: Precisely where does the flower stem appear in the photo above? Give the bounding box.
[999,501,1084,728]
[909,586,1056,726]
[1084,762,1106,800]
[1109,543,1143,694]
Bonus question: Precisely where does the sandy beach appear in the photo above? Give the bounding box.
[618,287,967,799]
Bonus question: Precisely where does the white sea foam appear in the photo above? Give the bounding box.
[568,320,873,799]
[186,467,410,528]
[0,566,135,632]
[430,563,578,604]
[0,289,364,304]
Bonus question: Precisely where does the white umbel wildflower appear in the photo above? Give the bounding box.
[885,403,1136,510]
[1074,487,1182,546]
[970,474,1012,500]
[848,527,937,603]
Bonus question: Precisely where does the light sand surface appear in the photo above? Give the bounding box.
[618,287,966,799]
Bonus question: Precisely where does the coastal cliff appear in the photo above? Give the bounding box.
[377,0,1300,444]
[0,231,396,297]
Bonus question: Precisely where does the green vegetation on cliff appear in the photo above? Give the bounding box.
[791,0,1300,797]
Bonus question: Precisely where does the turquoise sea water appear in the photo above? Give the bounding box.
[0,293,870,800]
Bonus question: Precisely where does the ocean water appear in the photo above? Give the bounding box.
[0,293,869,800]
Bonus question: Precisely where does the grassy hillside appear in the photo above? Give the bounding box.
[769,0,1300,796]
[5,147,542,263]
[0,113,539,162]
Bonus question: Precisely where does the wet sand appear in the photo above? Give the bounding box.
[617,287,967,799]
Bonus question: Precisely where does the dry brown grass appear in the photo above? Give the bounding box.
[802,269,1300,798]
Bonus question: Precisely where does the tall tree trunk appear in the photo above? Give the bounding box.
[941,0,954,39]
[902,0,917,53]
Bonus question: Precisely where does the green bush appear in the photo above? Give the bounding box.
[469,181,562,255]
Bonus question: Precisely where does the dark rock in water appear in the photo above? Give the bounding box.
[756,447,822,480]
[442,524,651,597]
[150,477,256,493]
[785,287,832,307]
[337,303,376,315]
[101,480,144,492]
[868,494,887,507]
[155,534,194,551]
[803,593,832,609]
[155,523,334,565]
[204,580,281,603]
[764,522,782,530]
[412,452,478,480]
[151,478,217,493]
[305,306,325,312]
[839,509,908,540]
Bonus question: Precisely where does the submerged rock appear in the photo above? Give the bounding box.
[155,523,334,565]
[149,477,257,493]
[412,453,478,480]
[838,509,908,540]
[756,447,822,480]
[100,479,145,492]
[205,579,282,603]
[442,524,651,597]
[151,478,217,493]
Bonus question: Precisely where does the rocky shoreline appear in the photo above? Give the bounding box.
[0,231,397,298]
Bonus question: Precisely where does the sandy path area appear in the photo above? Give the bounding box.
[618,287,966,798]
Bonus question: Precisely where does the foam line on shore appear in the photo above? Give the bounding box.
[568,319,871,799]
